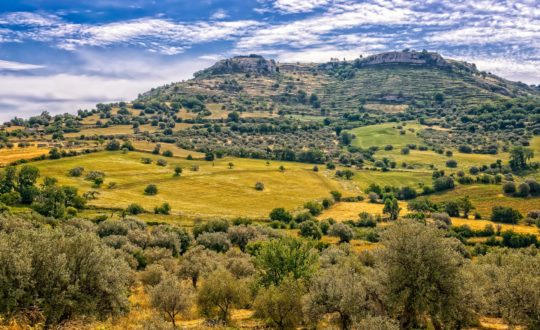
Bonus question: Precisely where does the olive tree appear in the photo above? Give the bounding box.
[149,275,191,328]
[377,220,477,329]
[196,268,249,323]
[254,277,304,330]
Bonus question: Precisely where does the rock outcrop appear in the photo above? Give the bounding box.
[357,51,451,67]
[195,55,277,77]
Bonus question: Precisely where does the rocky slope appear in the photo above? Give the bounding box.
[139,50,539,116]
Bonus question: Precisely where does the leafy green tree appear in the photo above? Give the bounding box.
[31,184,66,218]
[197,268,248,323]
[269,207,292,223]
[299,220,322,240]
[254,237,318,286]
[0,227,131,326]
[378,221,476,329]
[328,223,354,243]
[509,146,534,172]
[178,246,219,288]
[0,166,17,194]
[126,203,145,215]
[491,206,522,224]
[254,276,304,330]
[196,232,232,253]
[444,200,460,217]
[458,196,475,218]
[304,201,323,216]
[17,165,39,188]
[475,249,540,329]
[304,265,383,330]
[383,195,400,220]
[144,184,158,195]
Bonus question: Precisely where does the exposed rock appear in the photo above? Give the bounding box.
[357,51,451,67]
[195,54,277,77]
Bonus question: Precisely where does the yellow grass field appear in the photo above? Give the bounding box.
[451,218,540,236]
[131,141,204,158]
[429,184,540,218]
[63,124,158,138]
[0,145,50,166]
[352,169,433,190]
[318,200,409,221]
[33,151,343,219]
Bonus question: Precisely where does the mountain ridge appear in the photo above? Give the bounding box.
[139,50,539,116]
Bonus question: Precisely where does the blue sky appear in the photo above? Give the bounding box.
[0,0,539,121]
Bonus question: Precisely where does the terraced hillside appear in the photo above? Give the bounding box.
[139,51,538,117]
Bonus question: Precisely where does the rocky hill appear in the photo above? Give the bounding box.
[139,50,539,116]
[194,54,278,77]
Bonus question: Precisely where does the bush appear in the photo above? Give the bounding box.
[255,182,265,191]
[174,166,182,176]
[193,219,229,238]
[330,190,342,202]
[144,184,158,195]
[335,169,354,180]
[156,159,167,166]
[126,203,145,215]
[304,201,323,216]
[433,176,454,192]
[502,182,516,194]
[68,167,84,177]
[141,157,152,164]
[446,159,458,168]
[0,191,21,206]
[196,232,232,253]
[162,150,173,157]
[154,202,171,214]
[328,223,354,243]
[197,269,248,322]
[525,179,540,195]
[401,147,410,155]
[0,228,131,325]
[299,220,322,240]
[491,206,523,224]
[85,170,105,181]
[515,183,530,197]
[105,139,121,151]
[269,208,292,223]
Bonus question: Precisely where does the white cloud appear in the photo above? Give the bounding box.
[0,13,261,55]
[0,59,44,71]
[453,56,540,85]
[210,9,229,20]
[272,0,332,13]
[0,11,59,26]
[0,53,213,121]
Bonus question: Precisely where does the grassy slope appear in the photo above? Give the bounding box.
[348,122,424,149]
[33,151,343,219]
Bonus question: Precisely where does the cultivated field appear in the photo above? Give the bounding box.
[33,151,344,219]
[0,145,50,165]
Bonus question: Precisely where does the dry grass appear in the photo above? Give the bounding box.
[318,201,409,221]
[451,218,539,236]
[429,184,540,219]
[0,145,50,166]
[131,141,204,159]
[364,103,408,113]
[33,151,342,219]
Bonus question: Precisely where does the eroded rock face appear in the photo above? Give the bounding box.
[358,51,450,67]
[196,55,277,76]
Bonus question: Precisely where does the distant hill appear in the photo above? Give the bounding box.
[139,50,539,116]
